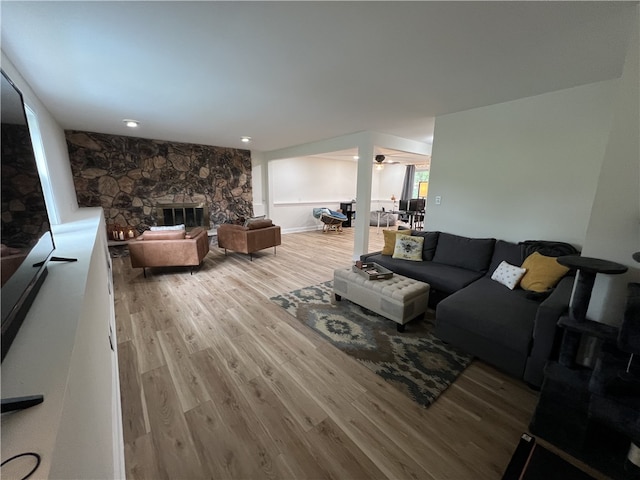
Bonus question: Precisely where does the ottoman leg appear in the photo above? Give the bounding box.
[397,323,405,333]
[335,293,342,301]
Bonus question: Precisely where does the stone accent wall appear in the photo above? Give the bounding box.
[66,131,253,232]
[1,123,50,248]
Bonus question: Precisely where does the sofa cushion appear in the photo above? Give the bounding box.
[381,229,411,255]
[392,235,424,261]
[487,240,527,276]
[436,277,539,353]
[410,231,439,261]
[520,252,570,292]
[365,253,483,294]
[246,218,274,230]
[491,261,527,290]
[432,233,495,273]
[141,229,186,240]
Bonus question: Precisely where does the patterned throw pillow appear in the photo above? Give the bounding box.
[491,261,527,290]
[392,235,424,261]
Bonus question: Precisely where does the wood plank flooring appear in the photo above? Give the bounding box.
[113,227,604,479]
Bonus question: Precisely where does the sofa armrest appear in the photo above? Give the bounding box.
[192,229,210,261]
[360,251,383,261]
[523,275,575,387]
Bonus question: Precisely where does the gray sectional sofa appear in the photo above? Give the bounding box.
[361,231,578,387]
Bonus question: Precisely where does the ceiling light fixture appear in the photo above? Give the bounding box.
[353,155,359,160]
[123,119,139,128]
[374,154,385,171]
[241,136,251,143]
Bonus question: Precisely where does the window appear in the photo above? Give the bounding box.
[25,105,60,224]
[412,166,429,198]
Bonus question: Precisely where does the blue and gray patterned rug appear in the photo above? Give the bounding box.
[270,281,473,408]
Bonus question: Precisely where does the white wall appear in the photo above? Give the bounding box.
[428,80,617,246]
[1,52,79,224]
[582,8,640,324]
[267,156,408,232]
[269,156,357,232]
[372,164,405,211]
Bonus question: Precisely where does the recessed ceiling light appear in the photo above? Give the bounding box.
[123,119,139,128]
[241,136,251,143]
[353,156,359,160]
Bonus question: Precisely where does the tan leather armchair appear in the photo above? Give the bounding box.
[217,219,281,260]
[129,227,209,277]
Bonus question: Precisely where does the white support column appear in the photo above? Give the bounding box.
[353,141,374,260]
[260,152,271,219]
[250,150,269,218]
[266,156,275,223]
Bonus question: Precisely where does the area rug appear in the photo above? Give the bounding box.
[270,281,472,407]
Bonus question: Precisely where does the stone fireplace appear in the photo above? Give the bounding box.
[157,202,210,229]
[66,130,253,234]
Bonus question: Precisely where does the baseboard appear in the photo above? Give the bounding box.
[281,226,323,234]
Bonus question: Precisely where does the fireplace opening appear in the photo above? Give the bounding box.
[157,203,210,230]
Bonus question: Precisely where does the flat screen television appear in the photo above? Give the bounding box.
[409,198,426,212]
[1,70,55,362]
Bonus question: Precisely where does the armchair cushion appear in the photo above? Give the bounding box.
[139,229,186,240]
[186,227,205,238]
[247,218,273,230]
[244,215,266,227]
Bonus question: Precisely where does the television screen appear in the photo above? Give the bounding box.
[409,198,426,212]
[1,70,55,361]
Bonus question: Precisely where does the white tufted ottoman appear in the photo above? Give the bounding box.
[333,267,430,332]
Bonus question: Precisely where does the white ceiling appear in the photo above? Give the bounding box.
[1,1,635,153]
[304,147,431,166]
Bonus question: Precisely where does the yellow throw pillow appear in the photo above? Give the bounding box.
[520,252,570,292]
[382,229,411,255]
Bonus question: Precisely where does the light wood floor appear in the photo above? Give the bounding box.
[113,227,603,480]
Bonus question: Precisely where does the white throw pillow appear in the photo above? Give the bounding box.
[150,224,185,231]
[392,235,424,261]
[491,261,527,290]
